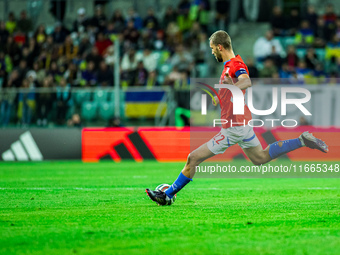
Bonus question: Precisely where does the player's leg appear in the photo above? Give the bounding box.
[146,143,215,205]
[163,143,215,199]
[182,143,215,178]
[243,131,329,165]
[146,129,230,205]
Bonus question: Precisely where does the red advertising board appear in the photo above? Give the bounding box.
[82,127,340,162]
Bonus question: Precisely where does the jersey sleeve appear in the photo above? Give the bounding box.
[233,61,248,78]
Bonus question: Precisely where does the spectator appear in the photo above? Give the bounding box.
[295,61,311,77]
[95,32,112,56]
[21,47,34,68]
[166,22,181,49]
[259,59,277,78]
[295,20,314,47]
[270,6,286,36]
[163,6,177,29]
[193,0,211,32]
[215,0,230,31]
[123,20,140,47]
[105,22,119,41]
[16,10,33,34]
[48,61,62,83]
[28,37,40,59]
[78,35,92,57]
[13,29,26,47]
[192,32,209,64]
[312,63,326,84]
[305,5,318,34]
[73,8,90,32]
[32,61,46,85]
[5,36,21,66]
[64,62,80,86]
[52,22,68,45]
[323,4,337,41]
[16,59,28,85]
[59,35,78,60]
[86,47,104,70]
[67,113,82,127]
[135,61,148,86]
[246,58,259,78]
[335,18,340,40]
[18,78,35,126]
[285,45,299,70]
[7,69,21,88]
[97,61,113,86]
[142,49,156,73]
[81,61,97,86]
[43,35,59,61]
[146,70,159,87]
[315,17,327,47]
[253,30,284,61]
[121,48,138,86]
[323,4,337,26]
[90,5,107,32]
[144,8,159,31]
[104,45,115,67]
[0,77,16,126]
[56,77,72,124]
[170,44,194,74]
[36,77,55,126]
[279,63,292,79]
[325,35,340,60]
[0,21,9,48]
[164,66,187,87]
[153,30,165,50]
[185,22,202,45]
[177,0,192,32]
[5,12,16,34]
[304,48,319,70]
[110,9,125,33]
[327,71,340,85]
[34,25,47,45]
[0,51,8,84]
[286,9,301,36]
[126,8,143,30]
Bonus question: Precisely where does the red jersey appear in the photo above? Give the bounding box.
[218,55,252,129]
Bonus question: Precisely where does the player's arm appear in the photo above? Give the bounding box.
[224,72,252,90]
[234,73,252,90]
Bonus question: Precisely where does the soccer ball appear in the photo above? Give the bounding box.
[155,183,176,204]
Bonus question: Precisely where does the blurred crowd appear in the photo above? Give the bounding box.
[0,0,339,127]
[0,0,216,126]
[253,4,340,84]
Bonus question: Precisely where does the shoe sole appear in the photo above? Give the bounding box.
[145,189,166,206]
[302,134,329,153]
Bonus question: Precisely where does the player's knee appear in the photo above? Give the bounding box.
[251,159,263,166]
[187,153,199,166]
[251,154,269,166]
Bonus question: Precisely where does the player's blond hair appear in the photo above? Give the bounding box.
[209,30,232,51]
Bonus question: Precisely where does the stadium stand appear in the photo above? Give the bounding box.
[0,0,339,127]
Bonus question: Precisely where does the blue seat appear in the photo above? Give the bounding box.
[94,89,109,102]
[159,64,172,76]
[81,101,98,120]
[74,90,90,105]
[98,102,114,120]
[296,48,307,59]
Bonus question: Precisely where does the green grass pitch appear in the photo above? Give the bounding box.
[1,160,340,255]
